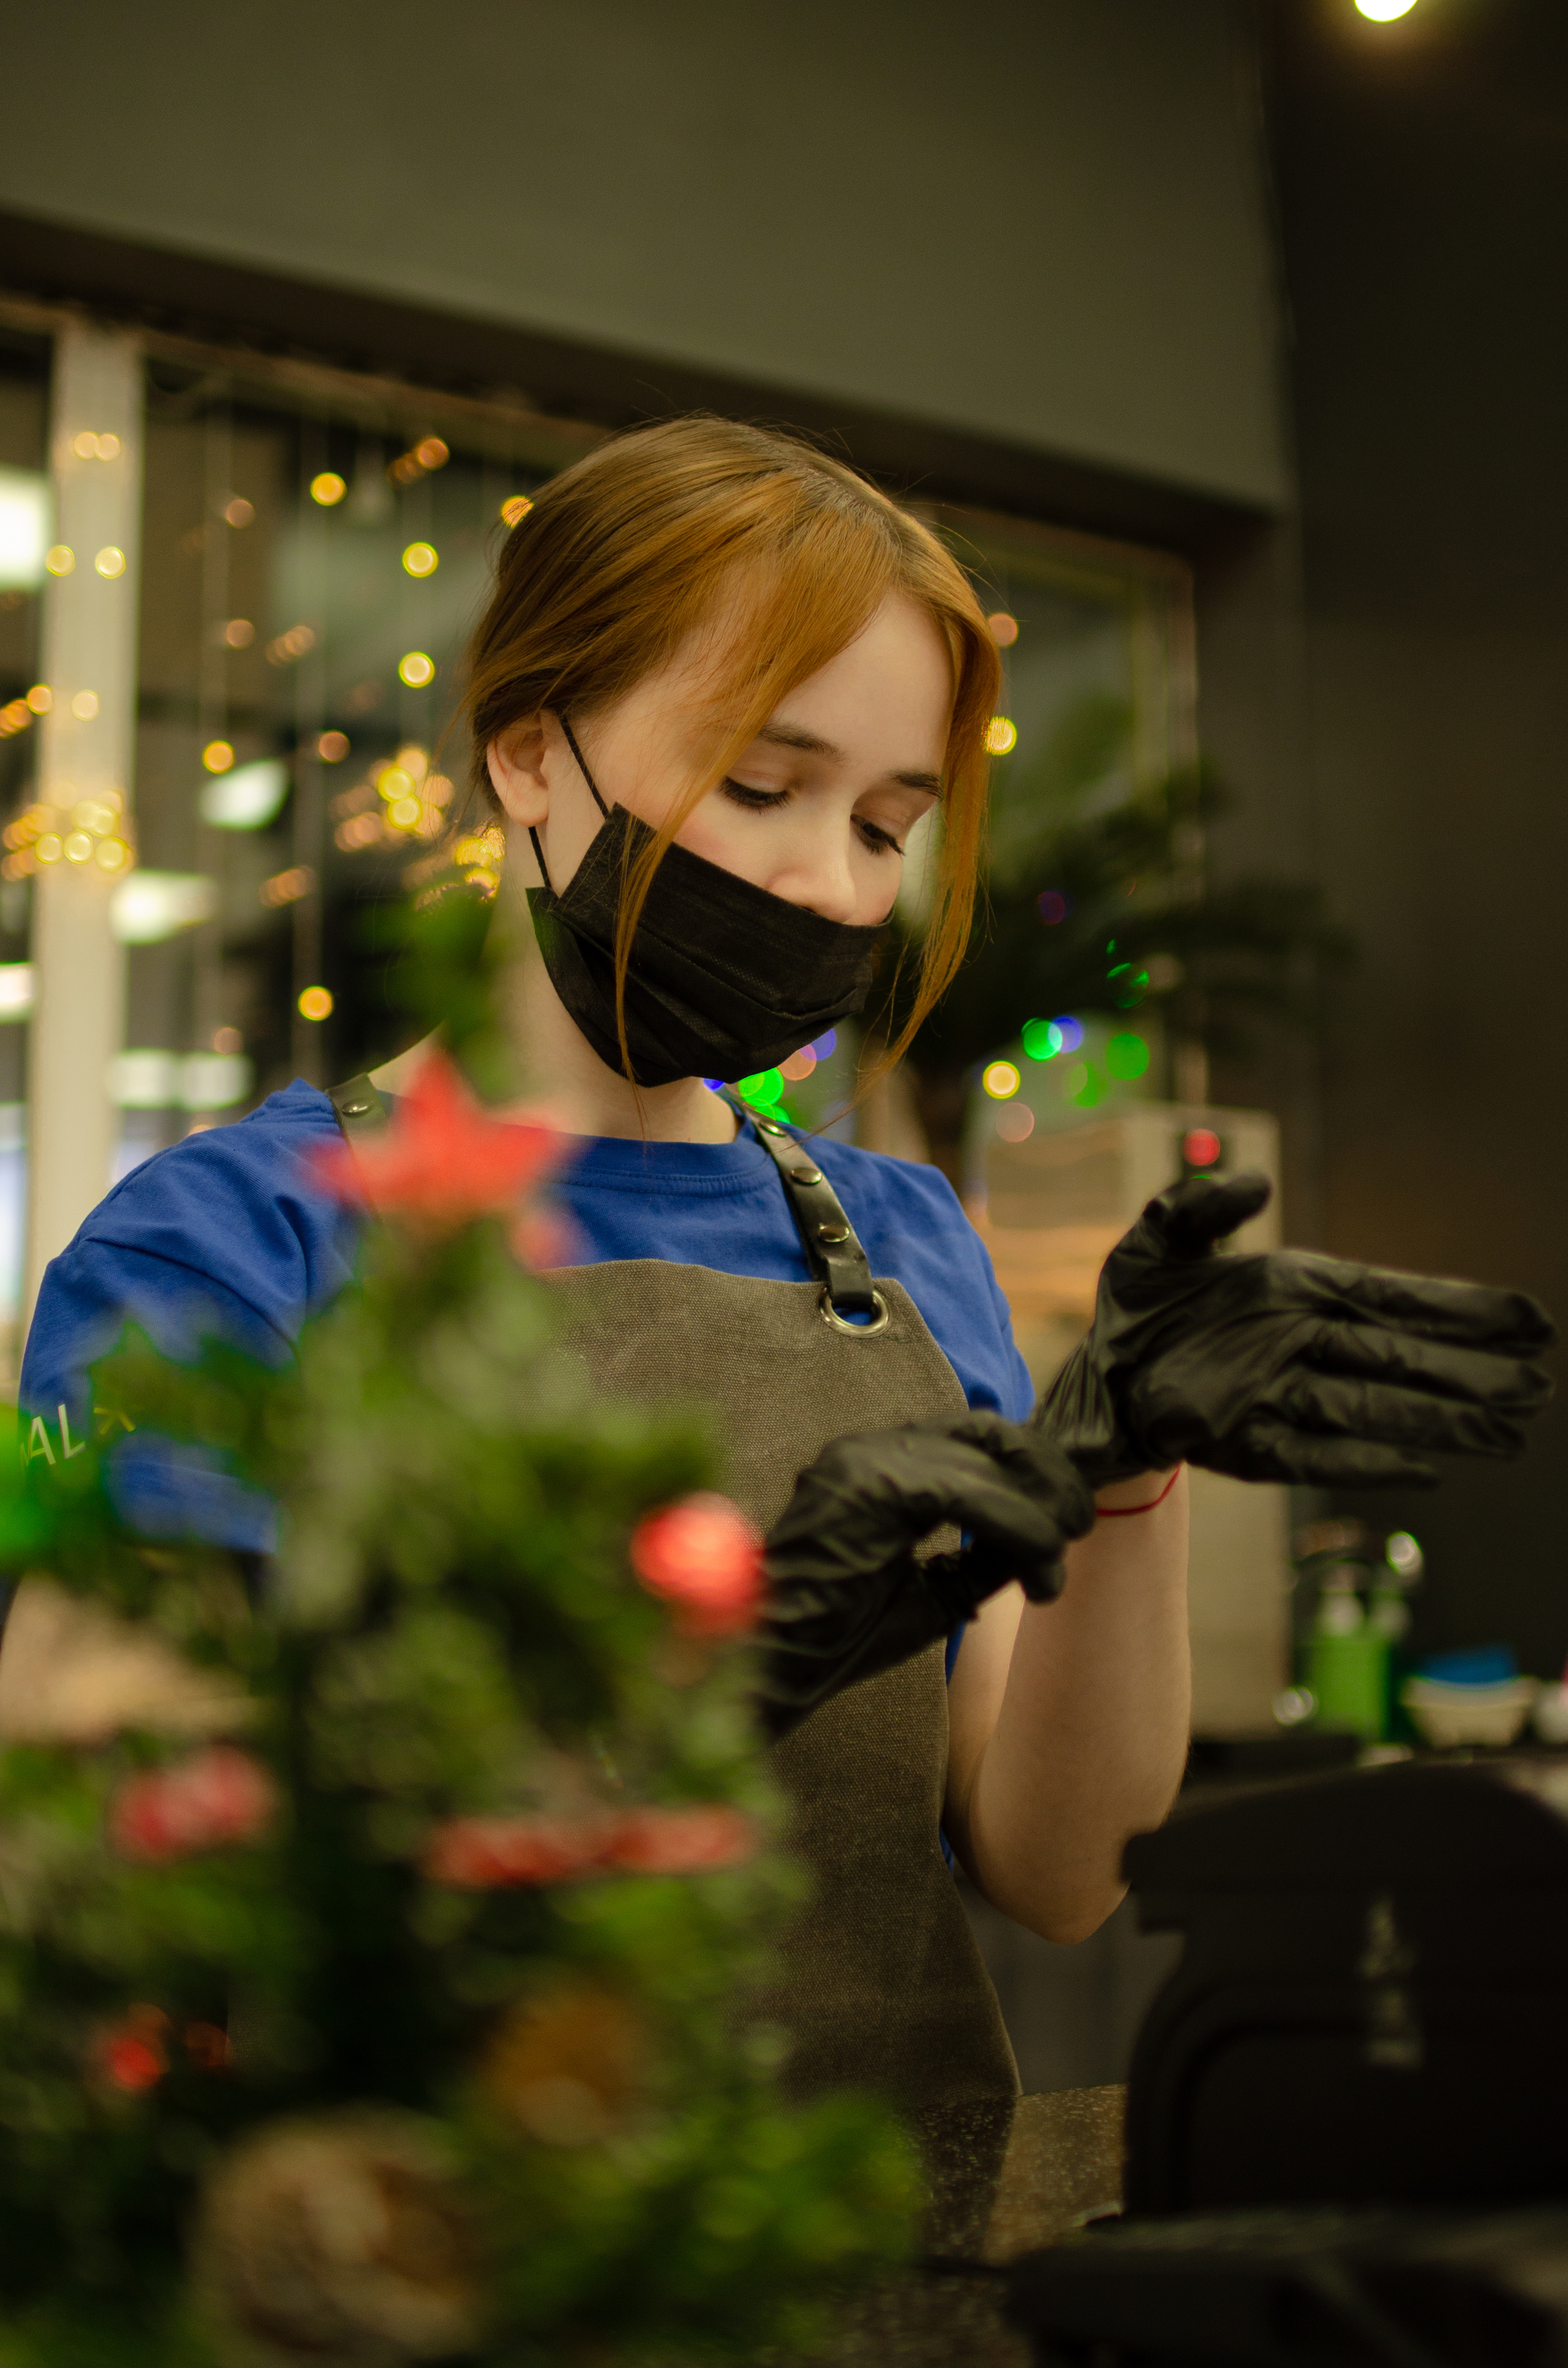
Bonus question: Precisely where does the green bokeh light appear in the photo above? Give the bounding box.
[1106,1032,1150,1081]
[1021,1018,1063,1061]
[737,1068,785,1107]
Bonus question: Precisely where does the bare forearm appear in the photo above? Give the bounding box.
[946,1471,1191,1941]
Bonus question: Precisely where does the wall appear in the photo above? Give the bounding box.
[2,0,1287,514]
[1268,0,1568,1670]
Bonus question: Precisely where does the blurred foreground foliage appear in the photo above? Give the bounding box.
[0,960,916,2364]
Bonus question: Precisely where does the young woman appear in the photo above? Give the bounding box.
[21,418,1550,2130]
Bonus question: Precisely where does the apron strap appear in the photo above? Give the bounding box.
[720,1088,880,1321]
[328,1075,390,1140]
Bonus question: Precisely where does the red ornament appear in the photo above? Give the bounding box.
[629,1493,764,1635]
[423,1801,756,1888]
[96,2003,170,2092]
[606,1806,756,1875]
[312,1049,561,1238]
[422,1814,616,1889]
[110,1746,278,1864]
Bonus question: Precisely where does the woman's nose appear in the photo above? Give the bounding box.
[768,827,865,926]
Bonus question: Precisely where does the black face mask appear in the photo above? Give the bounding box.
[524,719,887,1086]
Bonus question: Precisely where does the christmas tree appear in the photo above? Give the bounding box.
[0,1052,915,2366]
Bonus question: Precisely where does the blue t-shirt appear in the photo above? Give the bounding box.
[20,1080,1033,1549]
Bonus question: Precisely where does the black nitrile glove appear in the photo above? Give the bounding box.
[1038,1170,1555,1491]
[758,1411,1096,1740]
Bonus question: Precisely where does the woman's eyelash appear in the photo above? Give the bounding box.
[720,778,789,811]
[720,778,905,856]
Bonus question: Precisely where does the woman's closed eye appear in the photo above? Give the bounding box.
[720,777,906,856]
[720,777,791,814]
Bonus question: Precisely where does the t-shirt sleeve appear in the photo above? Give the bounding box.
[18,1101,357,1547]
[826,1144,1037,1423]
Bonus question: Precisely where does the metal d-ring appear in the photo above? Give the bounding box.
[818,1287,890,1338]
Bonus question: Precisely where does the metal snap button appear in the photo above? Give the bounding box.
[815,1221,850,1244]
[789,1164,824,1186]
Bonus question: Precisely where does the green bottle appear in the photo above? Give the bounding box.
[1306,1565,1389,1742]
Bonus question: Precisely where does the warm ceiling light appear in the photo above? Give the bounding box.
[1355,0,1418,18]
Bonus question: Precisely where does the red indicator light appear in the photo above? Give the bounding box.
[1183,1128,1223,1169]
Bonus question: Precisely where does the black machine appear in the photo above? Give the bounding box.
[1005,1755,1568,2366]
[1004,2205,1568,2368]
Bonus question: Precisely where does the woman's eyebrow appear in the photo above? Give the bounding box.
[757,721,941,794]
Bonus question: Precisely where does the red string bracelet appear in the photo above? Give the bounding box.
[1096,1464,1184,1518]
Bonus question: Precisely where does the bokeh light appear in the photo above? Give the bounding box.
[224,497,254,528]
[810,1029,837,1059]
[986,613,1019,647]
[298,986,334,1022]
[1183,1127,1223,1169]
[994,1102,1034,1143]
[318,731,350,762]
[1051,1016,1084,1055]
[403,541,439,577]
[984,716,1018,756]
[222,618,254,648]
[310,472,347,507]
[1106,1032,1150,1081]
[266,623,316,666]
[779,1046,816,1082]
[1037,888,1070,925]
[93,546,126,578]
[982,1061,1021,1100]
[398,652,436,688]
[1021,1018,1063,1061]
[737,1068,785,1107]
[1356,0,1417,17]
[70,691,99,720]
[501,495,534,526]
[202,741,234,774]
[44,545,74,575]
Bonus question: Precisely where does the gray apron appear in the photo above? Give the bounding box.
[329,1078,1021,2243]
[541,1258,1019,2121]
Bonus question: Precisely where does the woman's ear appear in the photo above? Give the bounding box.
[486,715,550,826]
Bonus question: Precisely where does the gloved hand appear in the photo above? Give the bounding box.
[1037,1171,1555,1490]
[758,1411,1096,1740]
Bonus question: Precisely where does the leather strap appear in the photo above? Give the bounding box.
[329,1073,878,1322]
[720,1088,877,1317]
[328,1075,390,1140]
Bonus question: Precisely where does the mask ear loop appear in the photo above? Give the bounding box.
[527,713,611,895]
